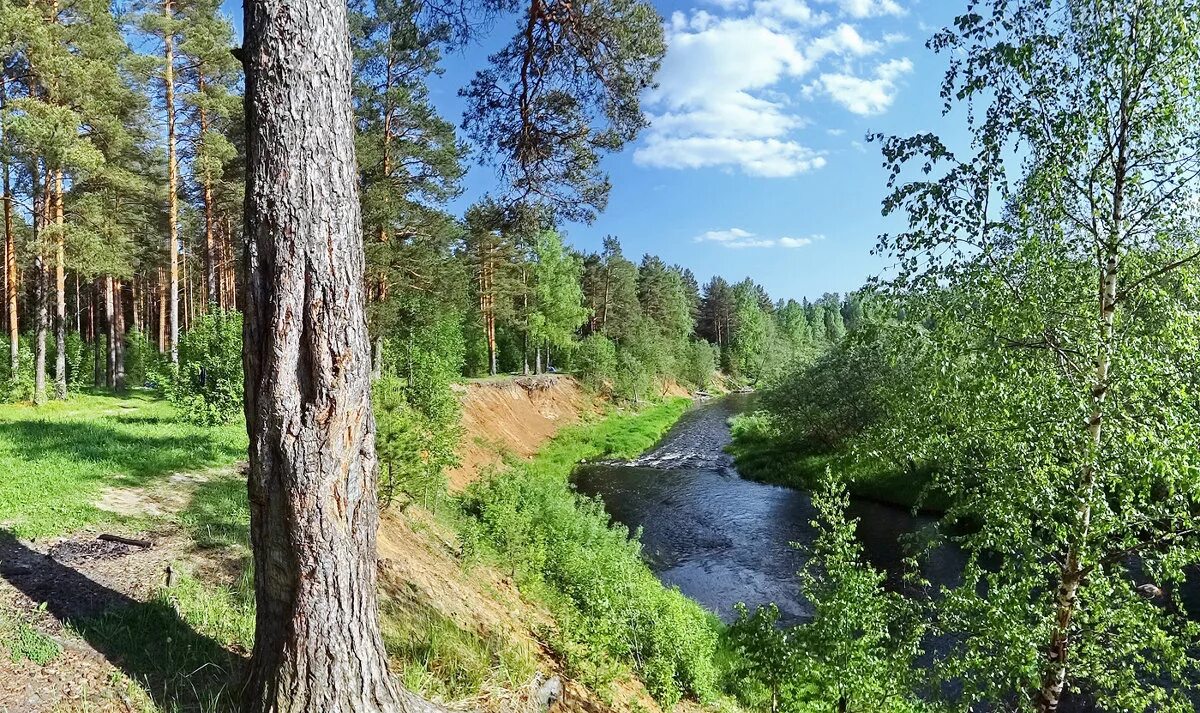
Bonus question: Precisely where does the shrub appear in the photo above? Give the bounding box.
[680,340,717,390]
[124,329,161,388]
[572,334,617,391]
[166,309,244,425]
[373,375,460,507]
[0,337,33,402]
[613,351,650,404]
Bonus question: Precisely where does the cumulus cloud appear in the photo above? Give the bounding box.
[633,0,911,177]
[834,0,905,18]
[694,229,824,249]
[818,57,913,115]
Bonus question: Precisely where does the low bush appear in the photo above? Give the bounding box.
[165,309,244,425]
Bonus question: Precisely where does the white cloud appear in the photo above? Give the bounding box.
[695,227,756,243]
[634,0,911,176]
[636,136,826,178]
[694,229,824,249]
[818,57,913,115]
[834,0,905,18]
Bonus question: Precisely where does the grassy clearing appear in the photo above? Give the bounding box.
[0,389,246,538]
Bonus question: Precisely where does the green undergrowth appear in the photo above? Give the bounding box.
[458,397,724,708]
[69,569,253,712]
[0,606,62,665]
[0,389,247,538]
[381,595,539,703]
[726,413,945,512]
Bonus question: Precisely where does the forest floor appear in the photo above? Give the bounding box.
[0,383,689,713]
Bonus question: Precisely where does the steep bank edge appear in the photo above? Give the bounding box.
[447,375,598,490]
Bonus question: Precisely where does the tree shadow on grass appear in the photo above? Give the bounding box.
[0,418,245,487]
[0,531,246,711]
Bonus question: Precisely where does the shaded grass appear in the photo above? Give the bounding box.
[0,606,62,665]
[0,389,247,538]
[75,570,252,713]
[381,596,538,703]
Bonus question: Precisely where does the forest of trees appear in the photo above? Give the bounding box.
[0,0,862,411]
[9,0,1200,712]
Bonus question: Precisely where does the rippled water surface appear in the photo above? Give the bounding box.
[573,394,954,624]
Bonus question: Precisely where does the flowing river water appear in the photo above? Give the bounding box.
[572,393,964,625]
[573,395,1198,711]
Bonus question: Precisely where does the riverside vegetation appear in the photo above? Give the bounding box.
[4,0,1200,712]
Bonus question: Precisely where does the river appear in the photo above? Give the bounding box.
[572,393,961,625]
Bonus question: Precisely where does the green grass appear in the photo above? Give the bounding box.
[527,397,692,473]
[459,397,721,708]
[0,607,62,665]
[75,570,252,712]
[0,389,247,538]
[381,596,538,703]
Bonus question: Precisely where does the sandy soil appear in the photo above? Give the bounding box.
[448,375,600,490]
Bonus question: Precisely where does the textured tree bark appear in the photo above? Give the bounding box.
[104,276,115,389]
[2,74,16,378]
[54,171,66,400]
[33,171,48,405]
[113,280,126,391]
[241,1,443,710]
[164,0,180,363]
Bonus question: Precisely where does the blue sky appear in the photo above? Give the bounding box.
[221,0,971,301]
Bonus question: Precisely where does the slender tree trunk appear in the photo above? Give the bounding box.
[164,0,180,363]
[131,277,141,334]
[1037,100,1130,710]
[92,279,102,387]
[105,276,115,389]
[54,171,66,400]
[371,336,383,380]
[157,268,167,353]
[241,2,442,711]
[74,272,81,335]
[521,268,529,376]
[1,74,16,379]
[33,170,48,405]
[113,280,125,391]
[199,75,219,308]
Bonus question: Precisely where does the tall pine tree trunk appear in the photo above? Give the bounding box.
[164,0,180,363]
[199,74,219,308]
[54,171,66,400]
[113,280,125,391]
[92,279,103,387]
[33,170,48,405]
[1,74,16,379]
[157,268,167,353]
[241,2,441,710]
[105,276,115,389]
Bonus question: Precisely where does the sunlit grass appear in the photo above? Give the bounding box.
[0,389,247,538]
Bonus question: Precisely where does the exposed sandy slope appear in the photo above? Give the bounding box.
[447,376,599,490]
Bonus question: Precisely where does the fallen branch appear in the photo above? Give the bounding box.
[98,534,152,549]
